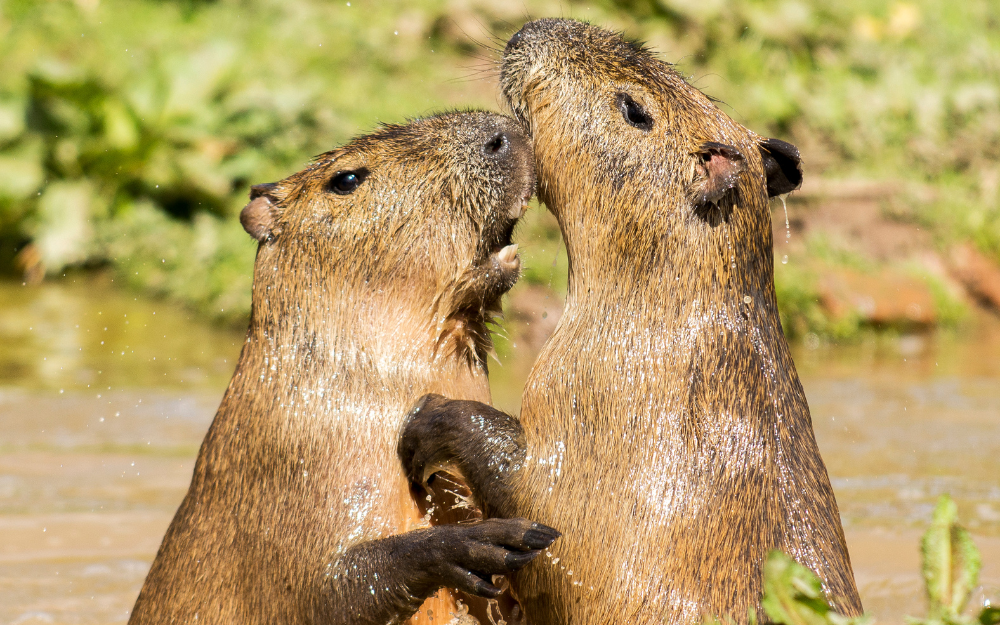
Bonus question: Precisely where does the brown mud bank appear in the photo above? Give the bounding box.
[773,178,1000,332]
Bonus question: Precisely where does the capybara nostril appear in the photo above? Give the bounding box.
[505,27,524,54]
[482,132,509,159]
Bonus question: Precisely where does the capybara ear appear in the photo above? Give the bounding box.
[692,142,746,207]
[241,183,280,242]
[759,138,802,197]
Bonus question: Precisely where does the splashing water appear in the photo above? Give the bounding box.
[487,576,509,625]
[444,599,478,625]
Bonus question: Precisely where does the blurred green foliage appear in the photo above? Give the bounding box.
[759,550,871,625]
[0,0,515,321]
[909,496,993,625]
[0,0,998,334]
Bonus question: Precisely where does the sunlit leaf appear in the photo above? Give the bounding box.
[920,496,982,622]
[32,181,100,272]
[761,551,832,625]
[0,139,45,201]
[102,98,139,150]
[0,99,26,142]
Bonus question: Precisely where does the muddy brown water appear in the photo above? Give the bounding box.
[1,275,998,624]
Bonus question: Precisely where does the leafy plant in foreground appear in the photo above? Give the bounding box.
[908,496,1000,625]
[738,496,997,625]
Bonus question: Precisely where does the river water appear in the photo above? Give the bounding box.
[1,275,998,624]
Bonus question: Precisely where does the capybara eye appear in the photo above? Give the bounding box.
[329,169,368,195]
[616,93,653,132]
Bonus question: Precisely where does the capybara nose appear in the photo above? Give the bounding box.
[505,27,525,54]
[482,132,510,160]
[249,182,277,199]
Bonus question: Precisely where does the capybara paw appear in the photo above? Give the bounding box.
[398,393,457,485]
[420,518,560,597]
[487,243,521,292]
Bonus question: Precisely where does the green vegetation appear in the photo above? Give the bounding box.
[720,496,999,625]
[758,551,871,625]
[1,0,998,336]
[0,0,513,322]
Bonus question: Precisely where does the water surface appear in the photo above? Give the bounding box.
[1,276,998,623]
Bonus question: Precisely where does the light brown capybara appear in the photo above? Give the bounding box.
[400,19,863,625]
[129,111,558,625]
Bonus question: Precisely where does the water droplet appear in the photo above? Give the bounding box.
[781,195,791,244]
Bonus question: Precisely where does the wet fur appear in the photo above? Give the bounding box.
[403,20,862,625]
[129,112,537,625]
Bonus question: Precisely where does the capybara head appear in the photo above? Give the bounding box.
[239,111,535,366]
[501,19,801,297]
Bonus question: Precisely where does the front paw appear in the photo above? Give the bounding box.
[398,393,459,487]
[416,518,560,598]
[487,243,522,295]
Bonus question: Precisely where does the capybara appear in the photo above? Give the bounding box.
[130,111,558,625]
[399,19,862,625]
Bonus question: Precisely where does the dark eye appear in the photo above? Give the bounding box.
[330,169,368,195]
[617,93,653,132]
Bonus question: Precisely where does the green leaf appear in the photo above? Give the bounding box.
[0,138,45,201]
[920,496,982,621]
[101,98,139,150]
[761,551,873,625]
[0,98,26,143]
[761,551,833,625]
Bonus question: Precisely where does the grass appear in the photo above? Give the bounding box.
[0,0,513,320]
